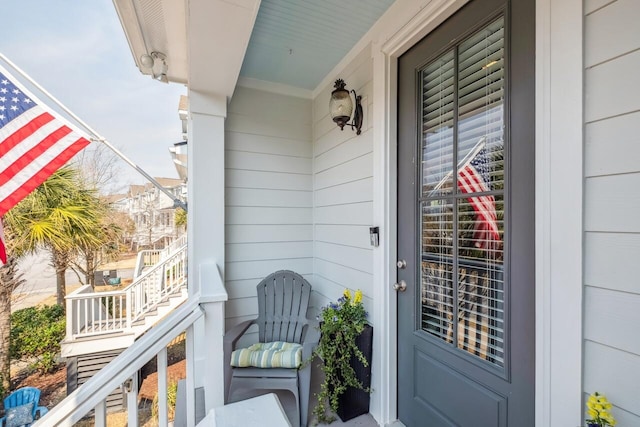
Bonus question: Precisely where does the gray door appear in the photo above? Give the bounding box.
[397,0,534,425]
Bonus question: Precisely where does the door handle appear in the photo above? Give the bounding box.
[393,280,407,292]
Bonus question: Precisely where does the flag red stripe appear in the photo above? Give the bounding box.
[470,204,500,237]
[0,137,90,216]
[458,169,497,218]
[458,168,495,214]
[457,167,500,240]
[0,219,5,264]
[0,112,55,156]
[0,126,73,185]
[464,195,500,237]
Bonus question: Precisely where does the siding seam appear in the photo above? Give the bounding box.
[584,107,640,125]
[584,338,640,358]
[585,0,618,16]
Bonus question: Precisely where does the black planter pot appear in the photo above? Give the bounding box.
[336,324,373,422]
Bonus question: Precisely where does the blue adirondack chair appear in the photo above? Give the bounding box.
[0,387,48,427]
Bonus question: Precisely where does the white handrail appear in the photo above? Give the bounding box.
[129,244,187,321]
[36,297,204,427]
[134,235,187,278]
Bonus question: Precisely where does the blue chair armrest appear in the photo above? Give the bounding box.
[35,406,48,418]
[0,415,5,426]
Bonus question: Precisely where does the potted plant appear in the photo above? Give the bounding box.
[586,392,616,427]
[312,289,372,423]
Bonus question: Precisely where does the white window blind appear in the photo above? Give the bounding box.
[420,16,506,367]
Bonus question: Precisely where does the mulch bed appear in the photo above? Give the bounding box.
[12,364,67,409]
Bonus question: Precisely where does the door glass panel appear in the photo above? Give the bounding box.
[420,16,505,368]
[457,18,505,193]
[458,195,504,366]
[421,50,455,197]
[421,199,454,341]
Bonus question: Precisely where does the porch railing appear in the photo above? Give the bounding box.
[134,235,187,278]
[39,297,204,427]
[66,242,187,340]
[41,263,227,427]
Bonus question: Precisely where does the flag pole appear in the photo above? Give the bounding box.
[0,53,187,212]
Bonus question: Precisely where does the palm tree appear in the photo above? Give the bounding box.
[6,166,102,306]
[72,197,126,286]
[0,166,112,394]
[0,226,26,397]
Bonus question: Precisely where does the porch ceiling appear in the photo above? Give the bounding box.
[113,0,395,94]
[240,0,395,90]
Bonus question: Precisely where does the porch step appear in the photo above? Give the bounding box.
[131,287,188,329]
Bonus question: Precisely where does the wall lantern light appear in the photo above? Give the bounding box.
[329,79,362,135]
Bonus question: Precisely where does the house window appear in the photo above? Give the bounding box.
[420,17,505,367]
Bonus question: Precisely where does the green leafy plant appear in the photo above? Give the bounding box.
[586,392,616,426]
[152,380,179,421]
[10,305,65,373]
[312,289,370,423]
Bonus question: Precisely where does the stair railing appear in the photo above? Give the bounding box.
[66,242,187,340]
[134,235,187,278]
[41,263,227,427]
[37,297,204,427]
[128,244,188,323]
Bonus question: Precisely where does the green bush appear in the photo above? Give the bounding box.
[152,380,178,421]
[10,305,65,373]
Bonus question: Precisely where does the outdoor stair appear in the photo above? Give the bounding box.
[131,286,188,328]
[62,240,188,358]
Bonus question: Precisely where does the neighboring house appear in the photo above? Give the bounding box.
[42,0,639,426]
[111,178,186,250]
[169,95,189,181]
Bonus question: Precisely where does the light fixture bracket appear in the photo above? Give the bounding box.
[139,51,169,84]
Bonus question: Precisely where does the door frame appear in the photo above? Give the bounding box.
[364,0,583,425]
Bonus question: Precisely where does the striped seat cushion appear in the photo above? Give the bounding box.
[230,341,302,368]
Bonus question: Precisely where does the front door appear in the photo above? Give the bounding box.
[397,0,534,425]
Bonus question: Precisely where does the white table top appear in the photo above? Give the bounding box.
[196,393,292,427]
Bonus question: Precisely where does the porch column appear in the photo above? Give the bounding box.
[187,90,228,411]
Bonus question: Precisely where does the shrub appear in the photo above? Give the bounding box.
[152,380,178,421]
[10,305,65,373]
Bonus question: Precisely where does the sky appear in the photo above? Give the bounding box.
[0,1,187,193]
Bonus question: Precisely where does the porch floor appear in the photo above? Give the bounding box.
[218,359,378,426]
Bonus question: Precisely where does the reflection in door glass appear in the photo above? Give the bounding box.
[420,16,505,368]
[421,200,454,342]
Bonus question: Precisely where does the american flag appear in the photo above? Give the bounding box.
[457,145,500,248]
[0,65,90,263]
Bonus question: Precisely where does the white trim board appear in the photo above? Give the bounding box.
[535,0,584,426]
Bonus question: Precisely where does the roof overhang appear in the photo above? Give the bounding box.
[113,0,260,98]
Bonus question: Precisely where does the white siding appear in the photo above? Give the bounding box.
[225,86,313,329]
[584,0,640,422]
[311,44,375,318]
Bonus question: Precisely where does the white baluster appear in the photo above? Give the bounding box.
[94,400,106,427]
[186,325,196,427]
[84,299,88,334]
[126,288,132,330]
[158,347,169,427]
[126,374,139,426]
[98,296,103,332]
